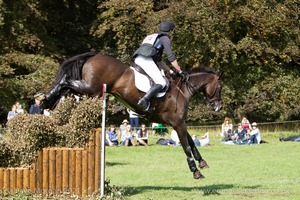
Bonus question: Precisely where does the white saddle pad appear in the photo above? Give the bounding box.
[130,67,166,98]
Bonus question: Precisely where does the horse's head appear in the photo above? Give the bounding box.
[204,71,223,111]
[186,70,223,112]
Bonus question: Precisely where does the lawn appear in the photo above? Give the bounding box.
[105,131,300,200]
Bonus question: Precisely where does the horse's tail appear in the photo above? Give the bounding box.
[43,52,97,109]
[54,52,97,85]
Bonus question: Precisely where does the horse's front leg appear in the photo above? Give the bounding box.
[187,133,209,169]
[175,126,205,179]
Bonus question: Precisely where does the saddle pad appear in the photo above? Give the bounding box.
[130,67,166,98]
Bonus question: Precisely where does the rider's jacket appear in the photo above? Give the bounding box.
[133,32,167,62]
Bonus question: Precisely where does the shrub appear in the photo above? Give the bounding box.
[0,96,103,167]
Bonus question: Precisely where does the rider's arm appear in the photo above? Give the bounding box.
[157,61,171,72]
[171,60,182,73]
[160,36,182,73]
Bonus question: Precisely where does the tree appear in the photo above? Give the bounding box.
[0,0,299,124]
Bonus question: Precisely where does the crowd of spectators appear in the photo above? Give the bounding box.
[219,116,261,145]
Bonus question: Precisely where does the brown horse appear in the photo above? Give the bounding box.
[43,52,223,179]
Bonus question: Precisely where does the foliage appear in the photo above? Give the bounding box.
[0,114,58,167]
[0,97,102,167]
[91,0,154,62]
[0,0,299,124]
[0,52,58,118]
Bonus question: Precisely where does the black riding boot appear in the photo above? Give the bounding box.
[138,84,163,111]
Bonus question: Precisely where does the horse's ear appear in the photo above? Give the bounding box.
[217,71,224,79]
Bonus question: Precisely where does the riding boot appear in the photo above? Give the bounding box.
[138,84,163,111]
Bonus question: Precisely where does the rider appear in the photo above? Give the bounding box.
[133,20,182,111]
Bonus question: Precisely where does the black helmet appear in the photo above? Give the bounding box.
[159,20,176,32]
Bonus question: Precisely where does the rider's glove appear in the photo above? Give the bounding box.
[179,71,189,82]
[171,72,178,79]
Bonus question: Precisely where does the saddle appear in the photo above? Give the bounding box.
[131,63,169,98]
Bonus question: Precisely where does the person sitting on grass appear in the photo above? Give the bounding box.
[247,122,261,145]
[121,124,136,146]
[136,123,148,146]
[232,123,248,145]
[105,124,119,146]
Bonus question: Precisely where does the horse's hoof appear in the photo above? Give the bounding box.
[193,171,205,179]
[199,159,209,169]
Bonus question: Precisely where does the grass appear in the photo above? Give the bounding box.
[105,131,300,200]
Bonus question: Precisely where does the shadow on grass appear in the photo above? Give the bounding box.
[124,184,262,196]
[106,162,128,167]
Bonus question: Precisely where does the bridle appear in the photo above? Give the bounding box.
[183,73,221,103]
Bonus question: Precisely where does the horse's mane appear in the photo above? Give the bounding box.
[188,66,217,74]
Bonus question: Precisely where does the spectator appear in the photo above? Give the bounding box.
[15,101,24,114]
[199,132,210,147]
[247,122,261,145]
[192,135,200,146]
[119,119,129,136]
[220,117,233,141]
[120,124,136,146]
[241,116,251,132]
[29,93,44,114]
[170,130,180,146]
[153,123,168,135]
[232,123,248,145]
[279,135,300,142]
[127,109,139,133]
[105,124,119,146]
[7,104,17,121]
[136,123,148,146]
[155,137,177,146]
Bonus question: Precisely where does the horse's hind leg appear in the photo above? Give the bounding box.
[187,133,209,169]
[45,74,68,101]
[66,79,100,96]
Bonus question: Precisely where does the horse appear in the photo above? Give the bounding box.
[42,52,223,179]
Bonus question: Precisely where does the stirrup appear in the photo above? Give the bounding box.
[138,99,150,111]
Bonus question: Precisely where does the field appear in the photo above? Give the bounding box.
[105,131,300,200]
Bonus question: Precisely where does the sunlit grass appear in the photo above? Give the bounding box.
[105,131,300,199]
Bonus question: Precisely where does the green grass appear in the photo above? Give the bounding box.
[105,131,300,200]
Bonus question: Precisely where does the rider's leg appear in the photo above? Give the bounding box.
[138,84,163,110]
[134,56,166,110]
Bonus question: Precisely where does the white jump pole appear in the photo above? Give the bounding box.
[100,84,107,197]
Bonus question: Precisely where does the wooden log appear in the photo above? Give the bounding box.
[36,150,43,191]
[49,148,56,196]
[88,131,95,195]
[69,149,76,194]
[82,150,88,196]
[23,168,30,190]
[62,149,69,193]
[9,168,16,194]
[3,169,10,192]
[94,128,101,191]
[0,168,4,191]
[75,150,82,196]
[55,149,62,195]
[16,168,23,190]
[29,164,36,193]
[42,148,49,196]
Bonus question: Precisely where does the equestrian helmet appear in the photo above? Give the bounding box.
[159,20,176,32]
